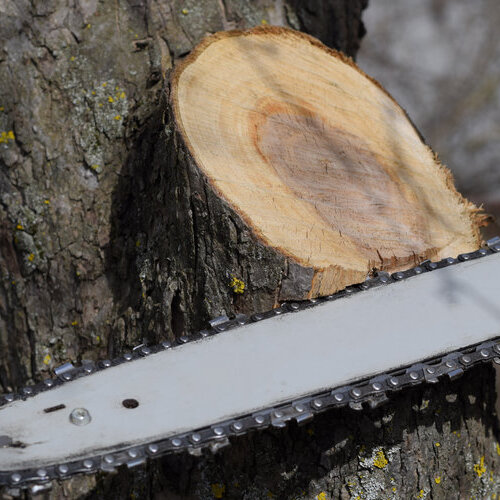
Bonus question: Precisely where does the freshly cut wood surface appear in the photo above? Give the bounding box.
[171,27,482,298]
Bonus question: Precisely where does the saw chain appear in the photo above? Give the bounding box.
[1,237,500,491]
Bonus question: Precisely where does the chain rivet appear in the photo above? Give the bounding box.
[148,444,159,454]
[461,355,472,364]
[294,404,305,413]
[389,377,399,386]
[171,438,182,447]
[37,469,47,478]
[254,415,265,424]
[104,455,115,464]
[372,383,382,391]
[409,372,419,380]
[83,459,93,469]
[480,349,490,358]
[334,393,345,402]
[58,464,69,474]
[351,388,362,398]
[10,473,21,483]
[213,427,224,436]
[312,399,323,409]
[232,421,244,431]
[273,410,284,419]
[426,367,436,374]
[190,433,202,443]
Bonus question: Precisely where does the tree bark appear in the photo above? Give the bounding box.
[1,1,499,500]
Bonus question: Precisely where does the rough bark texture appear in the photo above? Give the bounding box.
[287,0,368,56]
[1,1,499,499]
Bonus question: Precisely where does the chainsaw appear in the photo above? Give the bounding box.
[1,236,500,490]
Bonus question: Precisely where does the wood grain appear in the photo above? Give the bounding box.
[172,27,482,297]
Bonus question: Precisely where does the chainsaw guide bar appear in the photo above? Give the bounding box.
[1,238,500,490]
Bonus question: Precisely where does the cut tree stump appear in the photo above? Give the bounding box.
[168,26,483,303]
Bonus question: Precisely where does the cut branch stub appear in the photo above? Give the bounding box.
[171,27,482,299]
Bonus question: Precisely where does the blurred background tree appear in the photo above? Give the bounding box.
[359,0,500,236]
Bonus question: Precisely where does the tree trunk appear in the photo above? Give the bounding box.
[1,1,499,499]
